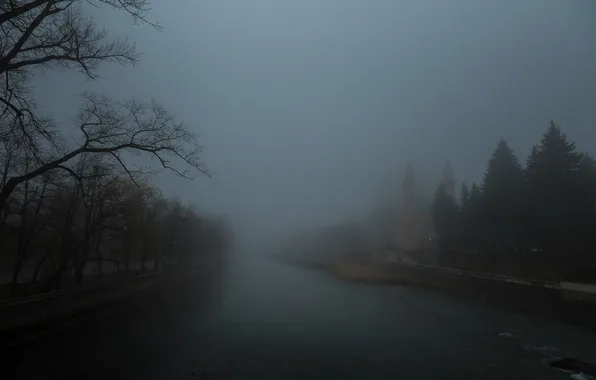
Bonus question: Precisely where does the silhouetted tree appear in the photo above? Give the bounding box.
[480,139,525,253]
[576,153,596,251]
[466,182,485,251]
[460,182,470,209]
[458,182,471,249]
[525,121,583,251]
[0,1,208,215]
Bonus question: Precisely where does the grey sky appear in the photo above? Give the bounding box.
[33,0,596,240]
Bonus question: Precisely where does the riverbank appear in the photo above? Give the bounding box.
[327,260,596,330]
[0,262,221,348]
[8,252,596,380]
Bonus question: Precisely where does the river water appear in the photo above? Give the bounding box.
[189,252,596,379]
[6,251,596,379]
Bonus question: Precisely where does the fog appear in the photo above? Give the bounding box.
[33,0,596,243]
[7,1,596,378]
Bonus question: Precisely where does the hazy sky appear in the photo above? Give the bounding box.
[34,0,596,239]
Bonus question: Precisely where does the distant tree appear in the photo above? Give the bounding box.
[467,182,484,251]
[460,182,470,209]
[468,183,482,207]
[525,145,539,179]
[522,145,541,250]
[576,153,596,250]
[579,153,596,182]
[530,121,583,177]
[480,139,525,253]
[525,121,584,251]
[458,182,471,249]
[419,120,596,281]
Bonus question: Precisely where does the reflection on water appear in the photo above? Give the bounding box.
[9,251,595,379]
[191,251,596,380]
[206,251,434,346]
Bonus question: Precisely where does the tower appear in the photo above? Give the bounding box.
[397,161,421,251]
[442,160,456,200]
[403,161,416,216]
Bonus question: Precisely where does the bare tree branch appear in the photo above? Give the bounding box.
[0,0,157,182]
[0,0,53,26]
[0,93,208,213]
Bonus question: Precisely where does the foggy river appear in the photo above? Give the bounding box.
[5,252,596,379]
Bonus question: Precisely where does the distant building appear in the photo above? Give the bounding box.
[441,160,456,200]
[389,160,458,265]
[395,162,435,253]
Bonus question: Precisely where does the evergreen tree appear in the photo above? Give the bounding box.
[460,182,470,210]
[480,139,525,253]
[525,145,539,179]
[526,121,584,251]
[576,153,596,250]
[469,182,482,207]
[522,145,540,251]
[482,139,524,194]
[531,121,583,177]
[578,153,596,193]
[459,182,471,250]
[467,182,484,251]
[579,153,596,176]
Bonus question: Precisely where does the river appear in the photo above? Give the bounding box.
[4,251,596,379]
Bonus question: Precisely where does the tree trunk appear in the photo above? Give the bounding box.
[97,256,102,277]
[44,249,70,291]
[31,255,47,284]
[141,249,147,273]
[74,260,87,285]
[75,239,91,285]
[154,251,160,272]
[10,259,23,297]
[44,269,59,292]
[95,231,104,278]
[0,178,17,216]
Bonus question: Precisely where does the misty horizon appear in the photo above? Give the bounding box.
[30,0,596,240]
[4,1,596,379]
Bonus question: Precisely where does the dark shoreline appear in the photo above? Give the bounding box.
[269,255,596,331]
[0,263,221,348]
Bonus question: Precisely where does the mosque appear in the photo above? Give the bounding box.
[387,160,456,264]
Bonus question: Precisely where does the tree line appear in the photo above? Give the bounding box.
[0,158,232,296]
[0,1,229,296]
[433,121,596,255]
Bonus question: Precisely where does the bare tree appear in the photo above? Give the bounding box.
[9,173,48,295]
[0,92,208,213]
[0,0,151,158]
[2,165,228,295]
[0,1,208,214]
[0,1,217,294]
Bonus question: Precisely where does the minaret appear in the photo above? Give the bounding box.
[398,161,419,251]
[403,161,416,216]
[442,160,456,200]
